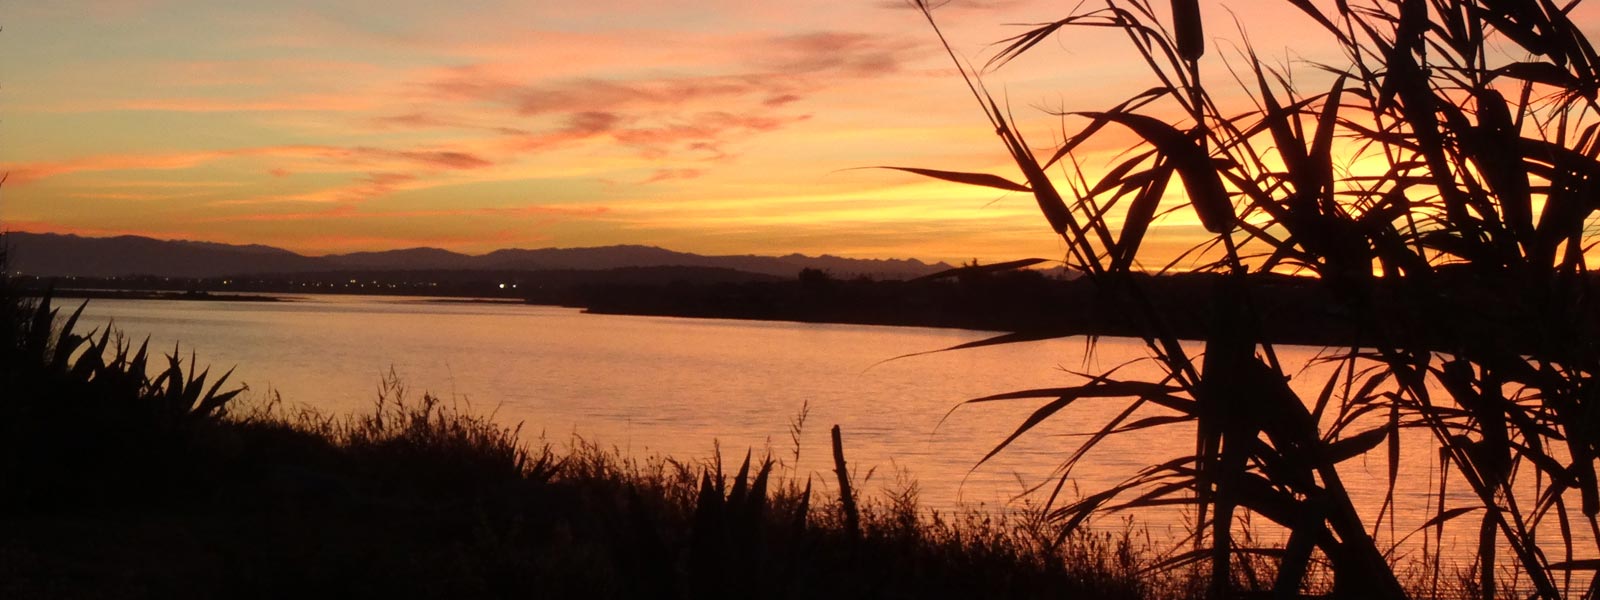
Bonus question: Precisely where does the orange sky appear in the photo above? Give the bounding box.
[3,1,1560,264]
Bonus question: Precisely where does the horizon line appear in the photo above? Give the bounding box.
[2,228,960,265]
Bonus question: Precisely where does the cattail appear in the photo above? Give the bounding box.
[1172,0,1204,61]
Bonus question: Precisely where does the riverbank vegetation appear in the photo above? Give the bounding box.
[2,265,1219,598]
[894,0,1600,597]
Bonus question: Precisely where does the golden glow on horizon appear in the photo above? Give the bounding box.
[7,1,1595,264]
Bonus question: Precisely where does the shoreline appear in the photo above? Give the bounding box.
[16,272,1519,351]
[20,284,1385,348]
[23,289,289,302]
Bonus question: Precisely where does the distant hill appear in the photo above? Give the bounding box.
[3,234,325,279]
[2,232,954,280]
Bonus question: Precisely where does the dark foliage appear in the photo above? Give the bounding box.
[902,0,1600,597]
[0,253,1177,598]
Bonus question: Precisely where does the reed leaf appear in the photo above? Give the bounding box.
[959,381,1190,410]
[1043,87,1169,170]
[868,166,1032,193]
[908,0,1600,595]
[1075,111,1235,233]
[1547,558,1600,571]
[881,329,1080,363]
[913,257,1051,281]
[1111,159,1174,271]
[1322,427,1389,464]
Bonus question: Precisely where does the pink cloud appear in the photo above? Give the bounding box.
[2,151,228,185]
[368,112,531,136]
[358,148,492,170]
[763,94,803,107]
[492,109,809,159]
[505,76,774,115]
[755,32,908,76]
[213,171,426,206]
[205,204,610,223]
[612,112,799,157]
[563,111,624,136]
[399,29,921,161]
[642,168,705,183]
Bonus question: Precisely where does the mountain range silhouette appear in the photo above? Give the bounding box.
[3,232,954,280]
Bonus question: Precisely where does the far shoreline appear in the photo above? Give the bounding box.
[17,269,1524,351]
[39,283,1374,349]
[22,289,290,303]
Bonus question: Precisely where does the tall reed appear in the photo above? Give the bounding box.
[899,1,1600,597]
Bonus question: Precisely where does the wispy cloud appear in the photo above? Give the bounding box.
[68,190,217,201]
[3,145,493,186]
[642,168,705,183]
[358,148,492,170]
[754,32,909,76]
[368,112,530,136]
[3,151,229,185]
[403,29,921,160]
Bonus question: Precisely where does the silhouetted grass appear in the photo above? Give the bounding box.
[0,276,1203,599]
[3,396,1178,598]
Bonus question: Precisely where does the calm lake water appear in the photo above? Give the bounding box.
[73,294,1571,569]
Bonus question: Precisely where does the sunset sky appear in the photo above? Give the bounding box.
[3,1,1563,264]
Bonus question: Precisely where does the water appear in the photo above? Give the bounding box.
[78,294,1161,509]
[71,294,1577,575]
